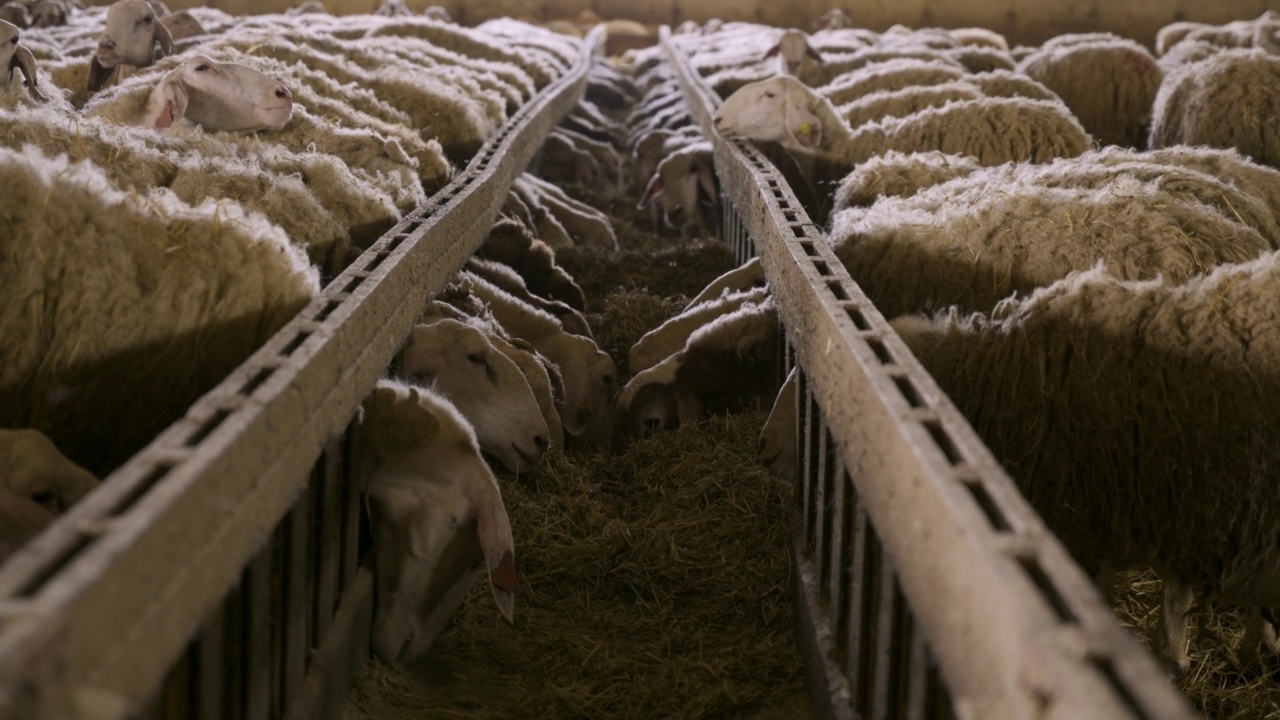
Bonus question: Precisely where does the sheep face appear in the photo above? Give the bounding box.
[758,368,797,480]
[97,0,171,69]
[550,335,616,444]
[143,55,293,132]
[399,320,549,474]
[0,429,99,514]
[0,4,29,29]
[1,21,47,101]
[361,384,516,665]
[713,76,824,152]
[29,0,65,28]
[766,30,823,77]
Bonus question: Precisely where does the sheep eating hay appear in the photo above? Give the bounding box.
[0,144,319,476]
[893,251,1280,671]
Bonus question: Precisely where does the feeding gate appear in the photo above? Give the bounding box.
[659,26,1202,720]
[0,27,602,720]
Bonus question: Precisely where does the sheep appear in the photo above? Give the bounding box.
[0,144,319,475]
[891,251,1280,672]
[1173,12,1280,55]
[818,57,969,105]
[0,489,55,564]
[475,216,586,311]
[714,75,1092,170]
[397,320,549,474]
[1149,49,1280,170]
[1016,35,1163,148]
[88,0,174,94]
[512,173,619,251]
[86,53,292,132]
[836,80,983,129]
[464,256,593,339]
[812,8,854,30]
[487,333,564,454]
[630,286,771,376]
[828,151,1280,320]
[1156,39,1222,71]
[546,126,624,192]
[540,130,603,188]
[367,18,562,89]
[1155,21,1210,56]
[965,69,1061,101]
[1,19,47,101]
[766,29,823,79]
[29,0,68,28]
[948,26,1009,51]
[638,140,718,238]
[0,3,28,28]
[0,428,99,513]
[683,256,766,310]
[615,293,779,443]
[448,271,617,447]
[356,379,516,665]
[758,367,796,481]
[832,149,982,210]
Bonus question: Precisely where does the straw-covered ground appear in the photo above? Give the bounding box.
[344,75,805,717]
[1113,570,1280,719]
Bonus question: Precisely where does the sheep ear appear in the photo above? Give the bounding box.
[152,17,174,59]
[13,46,48,102]
[147,76,188,129]
[806,44,824,63]
[637,173,664,209]
[764,41,781,58]
[86,57,114,94]
[784,102,823,149]
[471,480,516,622]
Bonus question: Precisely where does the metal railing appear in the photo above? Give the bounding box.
[0,26,601,720]
[661,26,1200,720]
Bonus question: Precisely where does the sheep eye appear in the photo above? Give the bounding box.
[764,91,777,99]
[603,374,616,386]
[195,63,211,72]
[467,352,486,366]
[8,37,16,44]
[141,15,153,23]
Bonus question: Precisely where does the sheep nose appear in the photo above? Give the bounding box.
[533,435,549,451]
[275,85,292,101]
[99,38,115,50]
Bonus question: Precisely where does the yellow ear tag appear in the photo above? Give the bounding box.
[798,121,813,137]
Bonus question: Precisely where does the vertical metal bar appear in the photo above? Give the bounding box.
[222,577,246,720]
[797,370,812,534]
[813,425,831,590]
[869,548,897,720]
[341,428,361,593]
[281,487,312,714]
[851,514,881,715]
[193,604,225,720]
[905,615,931,720]
[268,519,287,718]
[244,549,272,720]
[312,441,342,645]
[827,457,849,663]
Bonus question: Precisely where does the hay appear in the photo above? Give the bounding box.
[1113,570,1280,720]
[343,412,804,720]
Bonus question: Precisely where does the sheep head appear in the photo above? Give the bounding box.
[142,55,293,133]
[29,0,66,28]
[765,29,823,76]
[93,0,172,73]
[1,20,47,102]
[0,3,29,29]
[713,75,825,153]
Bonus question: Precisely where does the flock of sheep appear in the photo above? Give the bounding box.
[5,0,1280,706]
[647,10,1280,681]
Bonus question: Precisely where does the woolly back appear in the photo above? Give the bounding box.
[1017,37,1163,148]
[1149,49,1280,169]
[821,58,968,107]
[831,157,1274,318]
[896,253,1280,596]
[0,145,318,475]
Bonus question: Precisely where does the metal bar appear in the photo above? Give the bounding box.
[660,26,1198,720]
[281,570,374,720]
[0,27,602,720]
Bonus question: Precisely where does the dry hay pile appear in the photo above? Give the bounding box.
[1114,571,1280,719]
[344,412,802,719]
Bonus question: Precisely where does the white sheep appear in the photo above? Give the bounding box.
[0,489,54,565]
[0,428,98,513]
[512,173,619,251]
[449,271,617,448]
[758,367,796,481]
[356,379,516,665]
[615,293,779,443]
[714,75,1092,169]
[1016,34,1163,148]
[682,256,766,310]
[397,319,549,474]
[464,256,593,339]
[476,216,586,312]
[892,251,1280,672]
[638,140,718,238]
[629,286,770,376]
[0,143,318,474]
[828,151,1279,319]
[0,3,29,28]
[818,57,968,106]
[88,0,173,93]
[1149,49,1280,170]
[832,149,982,210]
[1,19,47,101]
[836,80,983,129]
[766,29,823,79]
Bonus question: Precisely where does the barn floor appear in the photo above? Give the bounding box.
[341,70,807,716]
